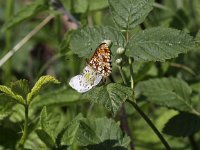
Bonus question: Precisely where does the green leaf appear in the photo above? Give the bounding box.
[0,85,25,104]
[73,0,88,13]
[84,83,133,115]
[88,0,109,11]
[108,0,154,30]
[62,114,83,145]
[2,0,49,30]
[10,79,30,100]
[31,86,81,109]
[36,129,55,148]
[136,77,193,111]
[62,117,130,149]
[70,26,125,59]
[27,75,60,104]
[126,27,195,62]
[163,113,200,137]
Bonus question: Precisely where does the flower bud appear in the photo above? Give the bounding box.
[116,47,125,55]
[101,40,112,47]
[115,58,122,65]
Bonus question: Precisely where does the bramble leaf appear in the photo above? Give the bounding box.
[163,113,200,137]
[108,0,154,30]
[62,117,130,149]
[84,83,133,115]
[88,0,108,11]
[36,129,55,148]
[2,0,49,30]
[0,85,25,104]
[126,27,195,61]
[73,0,88,13]
[70,26,125,59]
[27,75,60,104]
[136,77,193,111]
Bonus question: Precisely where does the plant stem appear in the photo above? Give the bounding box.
[0,15,54,68]
[17,105,29,150]
[127,99,171,150]
[129,57,134,89]
[118,66,127,85]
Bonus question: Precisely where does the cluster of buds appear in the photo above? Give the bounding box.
[115,47,125,65]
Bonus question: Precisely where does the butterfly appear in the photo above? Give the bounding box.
[69,40,112,93]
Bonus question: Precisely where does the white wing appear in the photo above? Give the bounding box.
[69,65,102,93]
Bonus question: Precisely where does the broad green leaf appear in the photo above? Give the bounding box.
[36,129,55,148]
[108,0,154,30]
[62,114,83,145]
[10,79,30,100]
[136,77,193,111]
[27,75,60,104]
[0,85,25,104]
[163,113,200,137]
[70,26,125,60]
[2,0,49,30]
[88,0,109,11]
[126,27,195,62]
[73,0,88,13]
[31,86,81,109]
[62,117,130,148]
[84,83,133,115]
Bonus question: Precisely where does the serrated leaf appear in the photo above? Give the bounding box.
[136,77,193,111]
[163,113,200,137]
[31,86,81,109]
[108,0,154,30]
[126,27,195,62]
[62,117,130,149]
[0,85,25,104]
[88,0,108,11]
[2,0,49,30]
[84,83,133,115]
[70,26,125,59]
[36,129,55,148]
[27,75,60,104]
[10,79,30,100]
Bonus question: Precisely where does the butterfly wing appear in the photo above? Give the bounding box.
[69,65,102,93]
[89,42,112,77]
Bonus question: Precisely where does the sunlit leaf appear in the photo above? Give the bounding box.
[73,0,88,13]
[0,85,25,104]
[163,113,200,137]
[136,77,193,111]
[126,27,195,61]
[27,75,60,104]
[84,83,133,115]
[108,0,154,30]
[88,0,108,11]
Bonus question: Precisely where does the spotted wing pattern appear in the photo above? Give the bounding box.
[89,42,111,77]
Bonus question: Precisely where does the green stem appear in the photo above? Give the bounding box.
[129,57,134,89]
[127,99,171,150]
[17,105,29,150]
[118,66,127,85]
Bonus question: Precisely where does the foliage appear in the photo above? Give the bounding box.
[0,0,200,150]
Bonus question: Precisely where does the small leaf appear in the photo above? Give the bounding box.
[136,77,193,111]
[70,26,125,59]
[88,0,109,11]
[0,85,25,104]
[2,0,49,30]
[84,83,133,115]
[27,75,60,104]
[10,79,30,100]
[108,0,154,30]
[36,129,55,148]
[126,27,195,62]
[163,113,200,137]
[73,0,88,13]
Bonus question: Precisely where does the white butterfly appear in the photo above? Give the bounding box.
[69,40,112,93]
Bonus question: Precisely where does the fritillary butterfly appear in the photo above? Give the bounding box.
[69,40,112,93]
